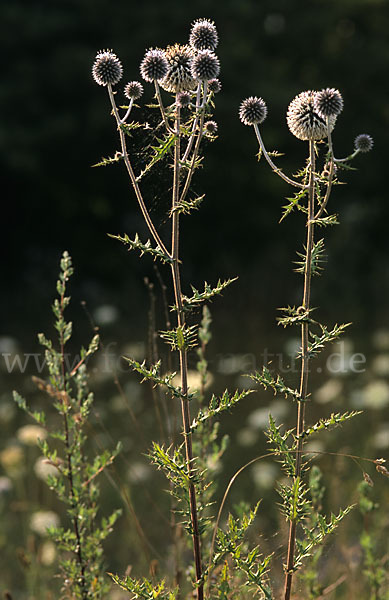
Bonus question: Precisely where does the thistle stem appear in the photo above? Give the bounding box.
[107,84,170,258]
[120,97,134,124]
[253,124,308,189]
[180,82,208,204]
[283,139,316,600]
[170,102,204,600]
[154,80,175,134]
[313,120,335,221]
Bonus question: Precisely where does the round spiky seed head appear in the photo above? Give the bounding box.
[191,49,220,81]
[204,120,218,135]
[124,81,143,100]
[92,50,123,86]
[189,18,218,51]
[160,44,196,93]
[176,91,192,108]
[354,133,374,153]
[286,90,336,141]
[239,96,267,126]
[315,87,343,117]
[208,78,221,94]
[140,48,169,82]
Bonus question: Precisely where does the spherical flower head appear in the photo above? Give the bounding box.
[315,87,343,117]
[191,49,220,82]
[92,50,123,87]
[354,133,373,153]
[124,81,143,100]
[208,78,221,94]
[140,48,169,83]
[239,96,267,126]
[189,18,218,51]
[286,90,336,141]
[160,44,196,93]
[176,91,192,108]
[204,120,218,135]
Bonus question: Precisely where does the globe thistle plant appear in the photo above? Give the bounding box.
[92,49,123,86]
[315,87,344,117]
[159,44,196,93]
[204,120,218,135]
[189,18,218,51]
[92,19,228,600]
[240,86,373,600]
[140,48,169,82]
[286,90,336,141]
[354,133,374,153]
[191,49,220,81]
[239,96,267,126]
[208,78,222,94]
[124,81,143,100]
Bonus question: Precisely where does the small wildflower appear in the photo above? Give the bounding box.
[287,90,336,141]
[363,472,374,487]
[191,49,220,81]
[239,96,267,126]
[376,463,389,477]
[204,120,218,135]
[124,81,143,100]
[176,91,192,108]
[140,48,169,82]
[160,44,196,93]
[208,78,221,94]
[354,133,373,153]
[315,88,343,117]
[92,50,123,87]
[189,18,218,51]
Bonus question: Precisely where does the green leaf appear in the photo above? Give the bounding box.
[108,232,172,264]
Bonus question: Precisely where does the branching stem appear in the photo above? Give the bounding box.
[253,124,308,189]
[283,139,316,600]
[107,84,170,258]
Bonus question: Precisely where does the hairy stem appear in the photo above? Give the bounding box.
[170,101,204,600]
[107,84,170,257]
[283,139,316,600]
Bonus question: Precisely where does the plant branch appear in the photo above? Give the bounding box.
[313,119,335,221]
[154,80,175,134]
[107,84,170,258]
[253,124,307,189]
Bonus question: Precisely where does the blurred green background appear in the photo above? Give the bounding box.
[1,0,389,597]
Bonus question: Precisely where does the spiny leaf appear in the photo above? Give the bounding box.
[108,232,172,264]
[180,278,238,311]
[136,132,176,182]
[159,325,198,351]
[169,195,205,216]
[92,152,123,168]
[310,214,339,227]
[298,411,362,439]
[248,366,302,401]
[280,188,308,222]
[277,305,317,328]
[191,389,254,431]
[303,322,351,358]
[295,239,326,276]
[124,358,192,399]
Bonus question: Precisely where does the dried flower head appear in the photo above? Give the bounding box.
[208,78,221,94]
[287,90,336,141]
[239,96,268,126]
[191,49,220,81]
[204,120,218,135]
[176,91,192,108]
[315,87,343,117]
[92,50,123,86]
[189,18,218,51]
[354,133,374,153]
[160,44,196,93]
[124,81,144,100]
[140,48,169,82]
